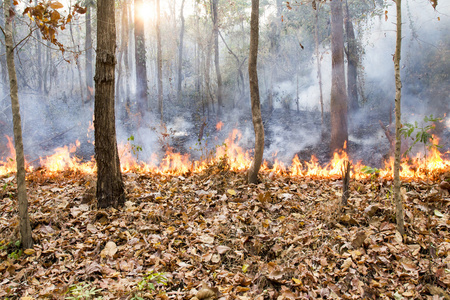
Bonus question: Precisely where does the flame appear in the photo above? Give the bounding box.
[216,121,224,131]
[0,130,449,180]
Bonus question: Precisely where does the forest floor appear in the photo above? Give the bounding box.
[1,166,450,299]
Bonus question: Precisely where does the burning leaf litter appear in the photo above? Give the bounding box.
[1,163,450,299]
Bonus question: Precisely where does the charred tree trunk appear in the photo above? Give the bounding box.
[345,0,359,113]
[94,0,125,209]
[393,0,405,235]
[211,0,223,117]
[156,0,163,122]
[134,0,148,113]
[247,0,264,184]
[4,0,33,249]
[85,1,94,103]
[330,0,348,153]
[176,0,186,105]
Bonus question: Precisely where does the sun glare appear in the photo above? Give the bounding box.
[137,2,155,21]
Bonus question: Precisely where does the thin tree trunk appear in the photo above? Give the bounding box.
[156,0,163,122]
[4,0,33,249]
[314,5,324,126]
[247,0,264,184]
[95,0,125,209]
[85,1,94,102]
[205,31,213,115]
[176,0,186,105]
[330,0,348,153]
[345,0,359,113]
[69,0,84,105]
[0,4,6,92]
[134,0,148,113]
[211,0,222,117]
[393,0,405,235]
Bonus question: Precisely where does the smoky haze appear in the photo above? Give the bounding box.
[0,0,448,170]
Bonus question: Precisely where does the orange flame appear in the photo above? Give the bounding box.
[216,121,224,131]
[0,130,449,180]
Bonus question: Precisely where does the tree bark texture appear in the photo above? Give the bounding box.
[345,0,359,113]
[4,0,33,249]
[247,0,264,184]
[95,0,125,209]
[393,0,405,235]
[134,0,148,113]
[156,0,163,122]
[330,0,348,153]
[176,0,186,105]
[211,0,223,117]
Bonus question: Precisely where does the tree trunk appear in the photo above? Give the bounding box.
[134,0,148,113]
[4,0,33,249]
[176,0,186,105]
[94,0,126,209]
[156,0,163,122]
[314,5,324,126]
[345,0,359,113]
[247,0,264,184]
[393,0,405,235]
[211,0,223,117]
[85,1,94,102]
[0,4,6,91]
[69,0,84,105]
[330,0,348,153]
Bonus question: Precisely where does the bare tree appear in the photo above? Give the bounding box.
[3,0,33,249]
[393,0,405,235]
[247,0,264,184]
[211,0,223,117]
[156,0,163,122]
[134,0,148,113]
[94,0,126,208]
[176,0,186,105]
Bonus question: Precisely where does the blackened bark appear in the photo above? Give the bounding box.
[247,0,264,184]
[95,0,125,209]
[134,0,148,112]
[330,0,348,153]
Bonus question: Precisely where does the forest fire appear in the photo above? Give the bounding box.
[1,129,449,180]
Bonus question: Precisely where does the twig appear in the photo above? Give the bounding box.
[341,160,351,206]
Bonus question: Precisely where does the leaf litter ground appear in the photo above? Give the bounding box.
[1,165,450,299]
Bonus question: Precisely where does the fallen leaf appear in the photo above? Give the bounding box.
[101,241,117,258]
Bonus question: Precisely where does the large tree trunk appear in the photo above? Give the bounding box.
[95,0,125,209]
[85,1,94,103]
[134,0,148,113]
[247,0,264,184]
[345,0,359,113]
[176,0,186,105]
[156,0,163,122]
[329,0,348,153]
[4,0,33,249]
[393,0,405,235]
[211,0,223,117]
